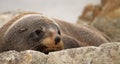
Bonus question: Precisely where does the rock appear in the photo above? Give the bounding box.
[77,4,102,25]
[92,42,120,64]
[77,0,120,25]
[0,42,120,64]
[77,0,120,41]
[92,7,120,42]
[101,0,120,7]
[0,50,47,64]
[101,0,120,15]
[47,46,97,64]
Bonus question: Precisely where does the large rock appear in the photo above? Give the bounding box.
[0,42,120,64]
[77,0,120,25]
[101,0,120,15]
[101,0,120,7]
[77,4,102,25]
[92,7,120,42]
[77,0,120,42]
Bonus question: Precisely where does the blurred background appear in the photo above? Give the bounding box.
[0,0,120,44]
[0,0,101,23]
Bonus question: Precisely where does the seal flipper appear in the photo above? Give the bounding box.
[62,35,81,49]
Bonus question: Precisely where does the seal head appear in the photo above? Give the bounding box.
[3,14,64,54]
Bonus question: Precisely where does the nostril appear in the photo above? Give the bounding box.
[55,36,61,45]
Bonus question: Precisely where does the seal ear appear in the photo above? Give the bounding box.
[62,35,81,49]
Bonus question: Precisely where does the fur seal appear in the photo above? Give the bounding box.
[0,12,109,54]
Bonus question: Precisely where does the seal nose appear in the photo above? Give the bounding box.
[55,36,61,45]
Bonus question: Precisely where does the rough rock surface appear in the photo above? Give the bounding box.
[92,13,120,42]
[77,0,120,42]
[77,4,102,25]
[92,4,120,42]
[77,0,120,25]
[0,42,120,64]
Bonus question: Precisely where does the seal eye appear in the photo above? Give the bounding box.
[35,30,43,35]
[58,29,61,35]
[29,29,44,42]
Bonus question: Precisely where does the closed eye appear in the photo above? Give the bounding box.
[58,30,61,35]
[35,30,43,35]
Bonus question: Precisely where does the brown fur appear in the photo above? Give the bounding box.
[54,19,109,46]
[0,12,109,54]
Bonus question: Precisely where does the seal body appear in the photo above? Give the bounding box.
[0,13,109,54]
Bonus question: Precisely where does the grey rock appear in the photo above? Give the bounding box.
[92,43,120,64]
[0,42,120,64]
[85,0,120,42]
[92,13,120,42]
